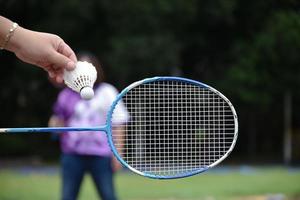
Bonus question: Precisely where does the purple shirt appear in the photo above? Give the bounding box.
[53,83,129,156]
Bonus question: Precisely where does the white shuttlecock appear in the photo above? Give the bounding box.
[63,61,97,100]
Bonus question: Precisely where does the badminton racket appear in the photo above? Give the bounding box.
[0,76,238,179]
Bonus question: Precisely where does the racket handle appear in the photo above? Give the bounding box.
[0,126,106,133]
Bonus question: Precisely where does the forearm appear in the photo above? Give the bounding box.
[0,16,25,52]
[0,16,13,45]
[112,126,126,171]
[113,126,125,153]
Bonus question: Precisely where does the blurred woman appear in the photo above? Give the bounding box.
[49,52,129,200]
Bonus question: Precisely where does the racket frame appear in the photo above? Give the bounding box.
[0,76,238,179]
[107,77,238,179]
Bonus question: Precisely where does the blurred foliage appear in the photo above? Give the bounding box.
[0,0,300,162]
[225,11,300,105]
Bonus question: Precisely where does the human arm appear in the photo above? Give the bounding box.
[0,16,77,83]
[112,125,126,172]
[48,115,65,127]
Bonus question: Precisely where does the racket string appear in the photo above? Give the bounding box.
[112,81,235,176]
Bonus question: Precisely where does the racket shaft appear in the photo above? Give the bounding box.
[0,126,106,133]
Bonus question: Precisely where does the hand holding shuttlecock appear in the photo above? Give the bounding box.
[63,61,97,100]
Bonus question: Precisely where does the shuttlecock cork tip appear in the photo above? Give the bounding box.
[80,87,94,100]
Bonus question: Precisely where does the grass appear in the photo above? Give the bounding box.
[0,166,299,200]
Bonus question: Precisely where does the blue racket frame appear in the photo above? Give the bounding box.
[0,77,238,179]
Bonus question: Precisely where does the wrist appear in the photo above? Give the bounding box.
[5,26,26,53]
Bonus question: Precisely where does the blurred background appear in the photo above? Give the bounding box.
[0,0,300,200]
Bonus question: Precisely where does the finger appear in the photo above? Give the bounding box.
[60,42,77,62]
[45,65,55,78]
[48,70,55,78]
[55,75,64,83]
[57,41,77,70]
[46,65,64,83]
[54,68,64,83]
[51,64,62,70]
[66,61,76,71]
[50,71,63,84]
[48,50,75,71]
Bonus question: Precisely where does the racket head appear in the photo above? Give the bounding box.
[106,76,238,179]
